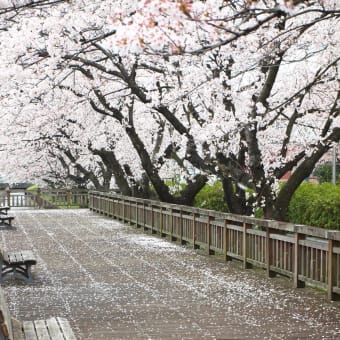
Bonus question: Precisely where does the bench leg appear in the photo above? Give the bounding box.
[26,265,33,283]
[1,264,34,283]
[14,264,33,283]
[1,265,16,282]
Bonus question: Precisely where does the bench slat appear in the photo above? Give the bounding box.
[12,318,24,340]
[21,318,77,340]
[34,319,50,340]
[3,251,37,266]
[2,288,76,340]
[46,318,64,340]
[22,321,38,340]
[1,250,37,283]
[57,317,76,340]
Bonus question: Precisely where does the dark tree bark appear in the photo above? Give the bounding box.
[274,128,340,221]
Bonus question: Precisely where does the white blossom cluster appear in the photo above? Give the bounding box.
[0,0,339,216]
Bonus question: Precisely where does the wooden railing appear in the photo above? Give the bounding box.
[89,191,340,301]
[0,189,89,208]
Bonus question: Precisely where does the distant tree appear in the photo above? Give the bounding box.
[314,162,340,184]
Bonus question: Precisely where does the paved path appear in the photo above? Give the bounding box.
[1,209,339,339]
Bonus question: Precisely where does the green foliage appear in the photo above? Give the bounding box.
[194,181,228,212]
[288,182,340,230]
[27,184,39,191]
[164,177,186,197]
[27,186,81,208]
[313,162,340,184]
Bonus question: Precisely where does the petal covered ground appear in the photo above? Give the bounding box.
[1,209,339,339]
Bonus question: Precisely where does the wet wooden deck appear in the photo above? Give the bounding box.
[1,209,339,339]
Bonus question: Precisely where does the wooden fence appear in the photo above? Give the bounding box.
[89,191,340,301]
[0,189,89,208]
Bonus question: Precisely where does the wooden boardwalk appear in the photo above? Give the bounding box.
[1,209,339,339]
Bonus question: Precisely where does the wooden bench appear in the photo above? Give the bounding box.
[0,207,14,227]
[0,216,14,227]
[0,288,77,340]
[0,207,10,215]
[0,250,37,283]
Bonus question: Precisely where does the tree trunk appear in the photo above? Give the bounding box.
[274,147,331,221]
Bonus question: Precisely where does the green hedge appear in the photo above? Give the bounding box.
[287,182,340,230]
[170,179,340,230]
[194,181,228,212]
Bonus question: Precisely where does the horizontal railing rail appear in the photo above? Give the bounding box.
[0,189,89,208]
[89,190,340,301]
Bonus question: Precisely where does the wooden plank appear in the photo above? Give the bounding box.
[33,320,50,340]
[57,317,77,340]
[300,238,328,251]
[4,251,36,266]
[22,321,39,340]
[12,318,25,340]
[45,318,64,340]
[21,250,36,262]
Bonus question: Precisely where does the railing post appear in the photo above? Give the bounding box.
[243,223,252,269]
[328,239,335,301]
[66,190,71,207]
[36,188,42,209]
[6,189,10,208]
[266,227,276,278]
[294,232,305,288]
[150,205,157,233]
[224,219,231,261]
[143,202,146,229]
[192,213,197,249]
[170,208,174,240]
[160,205,165,237]
[122,198,125,221]
[135,201,139,227]
[207,216,213,255]
[180,208,184,245]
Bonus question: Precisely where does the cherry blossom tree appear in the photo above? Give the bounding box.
[0,0,339,221]
[102,0,340,219]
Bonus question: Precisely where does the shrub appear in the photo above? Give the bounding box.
[194,181,228,212]
[287,182,340,230]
